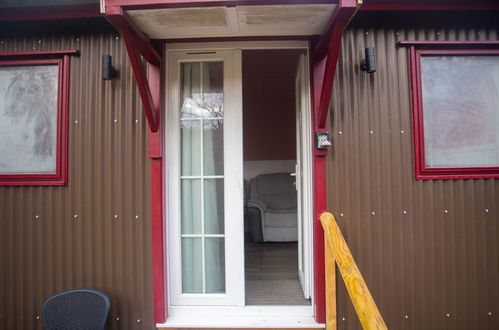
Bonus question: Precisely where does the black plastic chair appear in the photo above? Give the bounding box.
[42,289,110,330]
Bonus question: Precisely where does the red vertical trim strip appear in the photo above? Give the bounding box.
[147,62,166,323]
[150,158,166,323]
[60,55,70,185]
[311,56,327,324]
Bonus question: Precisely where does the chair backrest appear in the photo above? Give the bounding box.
[250,173,297,210]
[42,289,110,330]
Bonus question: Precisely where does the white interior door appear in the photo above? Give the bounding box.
[167,50,244,306]
[295,53,312,299]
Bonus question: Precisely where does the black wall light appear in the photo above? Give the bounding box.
[102,55,117,80]
[360,47,376,73]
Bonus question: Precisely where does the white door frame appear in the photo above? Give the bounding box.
[166,50,244,306]
[164,40,314,312]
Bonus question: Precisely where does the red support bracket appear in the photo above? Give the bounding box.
[312,0,360,131]
[103,4,162,134]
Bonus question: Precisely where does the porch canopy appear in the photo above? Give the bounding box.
[100,0,360,325]
[104,0,337,40]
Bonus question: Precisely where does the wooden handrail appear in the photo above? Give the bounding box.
[320,212,388,330]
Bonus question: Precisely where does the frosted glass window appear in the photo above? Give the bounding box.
[421,55,499,168]
[0,65,59,174]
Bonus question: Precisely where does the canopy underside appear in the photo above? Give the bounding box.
[127,4,336,39]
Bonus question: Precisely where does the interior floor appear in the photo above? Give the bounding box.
[245,241,310,305]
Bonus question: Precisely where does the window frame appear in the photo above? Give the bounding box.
[0,51,73,186]
[407,43,499,180]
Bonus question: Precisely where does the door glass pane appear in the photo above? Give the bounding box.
[180,63,201,119]
[205,238,225,293]
[421,55,499,167]
[204,179,224,234]
[181,120,201,176]
[181,238,203,293]
[181,179,202,234]
[203,119,224,175]
[0,65,58,174]
[180,61,226,294]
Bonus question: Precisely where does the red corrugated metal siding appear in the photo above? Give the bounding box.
[0,33,154,330]
[327,14,499,330]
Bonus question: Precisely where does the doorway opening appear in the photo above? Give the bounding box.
[242,49,312,305]
[165,43,314,316]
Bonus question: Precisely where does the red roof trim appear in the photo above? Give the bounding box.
[0,50,80,58]
[0,4,100,22]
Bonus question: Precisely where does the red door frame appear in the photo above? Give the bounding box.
[101,0,360,324]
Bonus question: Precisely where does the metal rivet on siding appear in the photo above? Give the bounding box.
[76,38,80,42]
[404,315,409,319]
[341,317,346,322]
[116,317,120,321]
[444,209,448,214]
[35,215,40,220]
[340,213,344,217]
[36,315,40,320]
[74,120,79,124]
[446,313,450,318]
[38,40,42,44]
[73,214,78,219]
[113,119,118,123]
[365,31,369,35]
[338,131,343,135]
[488,312,492,316]
[436,32,440,36]
[400,130,405,134]
[485,209,489,213]
[396,32,400,36]
[137,319,141,323]
[115,36,120,40]
[369,130,374,134]
[135,119,140,124]
[114,214,118,219]
[371,211,376,216]
[135,215,139,220]
[402,210,407,215]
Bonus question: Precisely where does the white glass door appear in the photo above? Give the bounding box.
[295,54,312,299]
[167,50,244,306]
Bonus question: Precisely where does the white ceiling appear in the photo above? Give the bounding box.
[127,4,336,39]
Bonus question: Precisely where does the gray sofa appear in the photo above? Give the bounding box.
[247,172,298,242]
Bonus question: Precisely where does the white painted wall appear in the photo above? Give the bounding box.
[243,160,295,180]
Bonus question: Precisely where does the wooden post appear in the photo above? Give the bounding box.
[325,234,337,330]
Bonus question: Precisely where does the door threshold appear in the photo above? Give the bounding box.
[157,305,324,328]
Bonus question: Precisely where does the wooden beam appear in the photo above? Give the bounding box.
[104,5,161,65]
[320,212,387,330]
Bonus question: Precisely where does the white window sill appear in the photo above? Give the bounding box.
[156,305,325,328]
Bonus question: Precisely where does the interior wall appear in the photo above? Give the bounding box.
[327,11,499,330]
[242,49,302,165]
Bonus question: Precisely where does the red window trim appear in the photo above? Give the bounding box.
[0,51,74,186]
[406,42,499,180]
